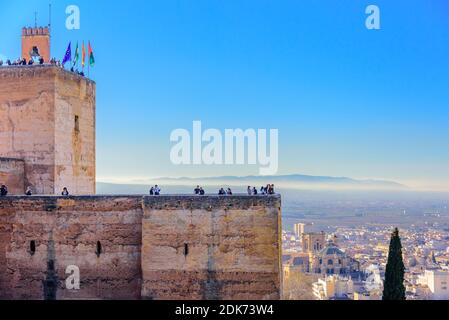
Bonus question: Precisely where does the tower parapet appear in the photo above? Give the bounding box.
[21,26,51,62]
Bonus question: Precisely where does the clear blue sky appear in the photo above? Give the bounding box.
[1,0,449,190]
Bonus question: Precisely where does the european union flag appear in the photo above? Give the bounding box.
[62,42,72,66]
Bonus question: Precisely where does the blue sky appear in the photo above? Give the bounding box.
[1,0,449,190]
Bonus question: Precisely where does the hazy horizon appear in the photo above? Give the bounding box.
[2,0,448,190]
[95,174,449,193]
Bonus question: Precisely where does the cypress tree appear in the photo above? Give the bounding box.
[383,228,406,300]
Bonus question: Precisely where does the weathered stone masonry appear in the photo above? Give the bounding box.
[0,195,282,300]
[0,158,25,194]
[0,66,96,195]
[0,35,282,301]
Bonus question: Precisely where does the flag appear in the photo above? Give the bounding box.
[82,42,86,68]
[73,42,79,67]
[88,41,95,67]
[62,42,71,66]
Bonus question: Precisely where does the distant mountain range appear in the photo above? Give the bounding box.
[97,174,407,193]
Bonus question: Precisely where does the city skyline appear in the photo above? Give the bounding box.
[1,0,449,191]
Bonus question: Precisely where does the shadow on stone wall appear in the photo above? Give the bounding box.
[43,231,58,300]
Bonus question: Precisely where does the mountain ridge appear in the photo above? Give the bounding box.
[98,174,407,191]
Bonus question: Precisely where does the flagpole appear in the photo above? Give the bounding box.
[77,41,79,70]
[82,42,85,74]
[88,40,90,78]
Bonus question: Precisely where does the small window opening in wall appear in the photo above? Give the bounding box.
[74,115,80,132]
[30,240,36,256]
[184,243,189,256]
[96,241,102,257]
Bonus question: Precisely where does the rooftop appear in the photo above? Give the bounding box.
[319,243,345,257]
[0,64,95,84]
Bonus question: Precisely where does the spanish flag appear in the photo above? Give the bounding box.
[82,42,86,68]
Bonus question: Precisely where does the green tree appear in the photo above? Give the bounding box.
[383,228,406,300]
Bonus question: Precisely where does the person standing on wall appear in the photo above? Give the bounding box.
[0,184,8,196]
[61,187,69,196]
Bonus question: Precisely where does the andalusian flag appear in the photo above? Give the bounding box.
[73,42,79,67]
[82,42,86,68]
[88,41,95,67]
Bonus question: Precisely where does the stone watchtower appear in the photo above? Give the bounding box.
[0,28,96,195]
[22,27,51,63]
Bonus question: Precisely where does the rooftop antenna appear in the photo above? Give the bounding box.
[48,2,52,31]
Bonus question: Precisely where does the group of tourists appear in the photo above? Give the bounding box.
[218,188,233,195]
[0,57,87,77]
[0,185,71,196]
[247,184,276,195]
[0,183,276,197]
[149,185,161,196]
[49,58,63,67]
[0,184,37,196]
[194,185,276,196]
[194,186,206,195]
[69,66,85,76]
[0,57,45,66]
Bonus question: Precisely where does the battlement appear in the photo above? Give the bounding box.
[0,195,282,300]
[22,26,50,37]
[0,65,95,84]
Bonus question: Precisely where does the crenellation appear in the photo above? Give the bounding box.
[22,27,50,36]
[0,65,95,84]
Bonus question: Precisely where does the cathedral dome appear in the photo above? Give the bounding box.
[319,243,345,257]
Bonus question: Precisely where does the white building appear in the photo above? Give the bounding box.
[417,270,449,300]
[312,275,354,300]
[353,264,383,300]
[364,264,383,291]
[294,223,306,239]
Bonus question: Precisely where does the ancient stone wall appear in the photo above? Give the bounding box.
[0,196,143,300]
[0,158,25,194]
[141,196,282,300]
[0,66,95,195]
[0,66,56,194]
[0,195,282,300]
[54,69,96,195]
